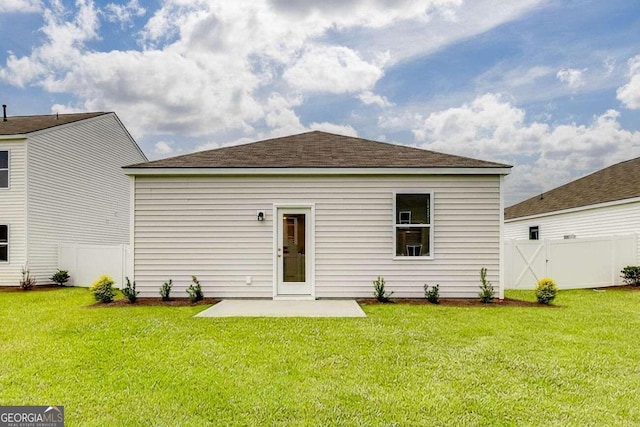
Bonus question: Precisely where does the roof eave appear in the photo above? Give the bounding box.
[123,166,512,176]
[505,195,640,222]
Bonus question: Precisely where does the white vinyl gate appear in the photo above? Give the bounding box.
[505,234,638,289]
[58,244,131,287]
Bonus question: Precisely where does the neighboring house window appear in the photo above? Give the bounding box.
[0,151,8,189]
[0,225,7,262]
[394,193,433,257]
[529,226,539,240]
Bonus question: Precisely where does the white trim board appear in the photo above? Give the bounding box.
[124,167,512,177]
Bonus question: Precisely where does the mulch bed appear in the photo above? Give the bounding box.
[87,297,221,308]
[0,286,221,307]
[357,298,557,307]
[0,284,65,292]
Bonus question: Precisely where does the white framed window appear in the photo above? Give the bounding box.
[0,225,7,262]
[529,226,539,240]
[0,151,8,189]
[393,192,433,258]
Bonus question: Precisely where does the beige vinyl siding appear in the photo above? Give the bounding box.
[133,174,501,298]
[504,200,640,263]
[0,140,26,285]
[26,114,146,283]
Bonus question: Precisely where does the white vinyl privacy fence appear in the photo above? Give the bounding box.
[505,234,638,289]
[58,244,131,287]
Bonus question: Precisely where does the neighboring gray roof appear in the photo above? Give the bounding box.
[0,112,107,135]
[127,131,511,169]
[505,156,640,220]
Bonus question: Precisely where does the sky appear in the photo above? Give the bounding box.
[0,0,639,206]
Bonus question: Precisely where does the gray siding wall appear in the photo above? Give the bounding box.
[504,200,640,264]
[26,114,146,283]
[0,140,27,285]
[133,174,502,298]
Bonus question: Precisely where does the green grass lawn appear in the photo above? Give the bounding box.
[1,287,640,426]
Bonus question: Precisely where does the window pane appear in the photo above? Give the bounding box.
[0,151,7,169]
[283,214,305,282]
[0,245,6,262]
[0,170,7,188]
[396,194,430,225]
[396,227,430,256]
[0,225,6,242]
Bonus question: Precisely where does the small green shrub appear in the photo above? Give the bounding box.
[50,269,70,286]
[621,266,640,286]
[424,283,440,304]
[479,267,495,303]
[121,277,139,303]
[90,275,115,303]
[20,265,36,290]
[186,276,203,303]
[535,277,558,304]
[160,279,173,301]
[373,276,393,302]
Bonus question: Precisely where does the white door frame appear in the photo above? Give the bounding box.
[272,203,315,300]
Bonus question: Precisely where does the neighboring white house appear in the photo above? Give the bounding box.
[0,110,147,286]
[505,157,640,257]
[504,157,640,288]
[124,131,511,299]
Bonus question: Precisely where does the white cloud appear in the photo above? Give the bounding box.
[603,57,616,75]
[104,0,145,28]
[50,103,83,114]
[284,45,384,94]
[477,65,554,91]
[345,1,545,66]
[309,122,358,137]
[617,55,640,109]
[0,0,547,140]
[0,0,41,13]
[154,141,174,155]
[412,93,640,205]
[556,68,587,88]
[0,54,46,87]
[358,91,393,108]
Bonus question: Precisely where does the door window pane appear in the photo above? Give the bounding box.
[283,214,305,282]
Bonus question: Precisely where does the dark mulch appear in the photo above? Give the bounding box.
[0,284,66,292]
[357,297,558,307]
[88,297,220,308]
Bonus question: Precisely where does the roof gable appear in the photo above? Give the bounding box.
[0,112,108,135]
[505,156,640,220]
[127,131,510,169]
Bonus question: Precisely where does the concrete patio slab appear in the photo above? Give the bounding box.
[194,299,367,318]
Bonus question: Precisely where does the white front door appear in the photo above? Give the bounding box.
[276,207,313,297]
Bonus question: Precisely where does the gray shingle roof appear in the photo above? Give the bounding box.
[505,156,640,220]
[0,112,107,135]
[127,131,511,169]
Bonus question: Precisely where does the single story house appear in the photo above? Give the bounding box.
[124,131,512,299]
[504,156,640,264]
[0,109,147,286]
